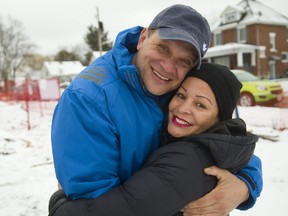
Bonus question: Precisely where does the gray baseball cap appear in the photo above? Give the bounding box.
[148,4,211,69]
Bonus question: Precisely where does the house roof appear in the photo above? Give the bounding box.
[204,43,259,58]
[212,0,288,30]
[220,5,245,17]
[237,0,288,25]
[43,61,85,77]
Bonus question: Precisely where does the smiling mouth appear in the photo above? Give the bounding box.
[173,116,192,127]
[153,70,170,81]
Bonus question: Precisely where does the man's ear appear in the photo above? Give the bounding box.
[137,28,148,50]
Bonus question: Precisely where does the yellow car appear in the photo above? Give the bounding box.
[231,69,284,106]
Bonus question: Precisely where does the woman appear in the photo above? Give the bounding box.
[49,63,258,216]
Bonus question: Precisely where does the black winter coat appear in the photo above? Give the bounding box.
[50,118,258,216]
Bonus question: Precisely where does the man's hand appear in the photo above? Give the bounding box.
[181,166,249,216]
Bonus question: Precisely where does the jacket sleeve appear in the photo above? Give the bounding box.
[51,87,120,200]
[80,143,217,216]
[235,154,263,210]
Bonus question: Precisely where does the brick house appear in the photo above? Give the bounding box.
[204,0,288,79]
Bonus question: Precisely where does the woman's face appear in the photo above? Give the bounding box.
[168,77,219,138]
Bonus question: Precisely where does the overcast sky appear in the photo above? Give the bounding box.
[0,0,287,55]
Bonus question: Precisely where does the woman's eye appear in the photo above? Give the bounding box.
[196,103,206,109]
[176,92,185,99]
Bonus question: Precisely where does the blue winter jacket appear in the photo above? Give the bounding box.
[51,26,262,209]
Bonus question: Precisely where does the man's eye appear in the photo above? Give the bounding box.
[179,58,193,67]
[157,44,170,55]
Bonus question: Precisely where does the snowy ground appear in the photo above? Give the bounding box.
[0,86,287,215]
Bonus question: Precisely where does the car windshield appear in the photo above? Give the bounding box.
[233,71,260,82]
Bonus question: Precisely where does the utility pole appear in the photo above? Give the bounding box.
[96,7,103,55]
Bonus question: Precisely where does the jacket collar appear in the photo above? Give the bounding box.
[112,26,172,107]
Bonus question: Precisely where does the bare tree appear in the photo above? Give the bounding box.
[0,16,36,85]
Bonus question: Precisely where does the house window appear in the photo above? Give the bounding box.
[281,52,288,62]
[269,32,276,51]
[212,56,230,68]
[214,32,222,46]
[259,46,266,59]
[238,27,247,42]
[225,11,237,23]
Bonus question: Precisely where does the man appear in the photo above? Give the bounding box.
[50,4,262,215]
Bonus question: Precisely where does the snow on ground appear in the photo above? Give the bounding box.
[232,106,288,216]
[0,98,287,216]
[0,101,57,216]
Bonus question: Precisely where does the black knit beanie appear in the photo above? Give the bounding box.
[186,63,242,121]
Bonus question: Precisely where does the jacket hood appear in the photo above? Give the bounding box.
[166,118,258,173]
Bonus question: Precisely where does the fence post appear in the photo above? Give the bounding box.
[24,78,31,130]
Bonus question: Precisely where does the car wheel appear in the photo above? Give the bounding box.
[239,92,255,107]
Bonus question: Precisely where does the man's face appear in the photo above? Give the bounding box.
[133,29,198,96]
